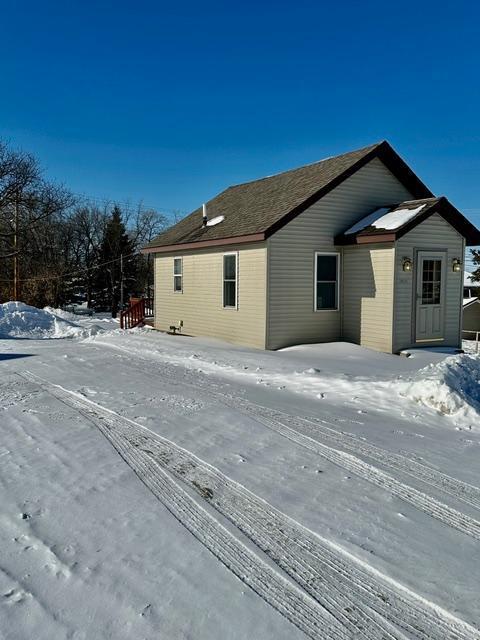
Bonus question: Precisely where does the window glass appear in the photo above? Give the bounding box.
[316,254,338,310]
[223,254,237,307]
[224,255,236,280]
[316,282,336,309]
[173,258,182,292]
[316,255,337,281]
[223,281,236,307]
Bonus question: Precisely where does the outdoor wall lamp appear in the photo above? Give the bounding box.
[452,258,462,272]
[402,257,413,272]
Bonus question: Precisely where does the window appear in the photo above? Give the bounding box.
[223,253,237,308]
[315,252,339,310]
[173,257,183,292]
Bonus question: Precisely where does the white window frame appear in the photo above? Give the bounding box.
[314,251,340,311]
[173,257,183,293]
[223,252,238,309]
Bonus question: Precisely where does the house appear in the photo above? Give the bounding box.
[464,270,480,299]
[142,141,480,353]
[463,297,480,336]
[463,271,480,339]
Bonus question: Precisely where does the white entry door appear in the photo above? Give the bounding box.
[415,251,446,342]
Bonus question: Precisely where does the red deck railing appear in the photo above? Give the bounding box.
[120,297,153,330]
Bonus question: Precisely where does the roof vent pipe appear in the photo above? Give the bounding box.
[202,203,207,227]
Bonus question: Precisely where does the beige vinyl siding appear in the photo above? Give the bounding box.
[267,157,413,349]
[342,245,395,352]
[154,243,267,349]
[393,213,464,351]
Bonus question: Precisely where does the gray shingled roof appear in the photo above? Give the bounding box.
[143,142,385,250]
[142,140,445,251]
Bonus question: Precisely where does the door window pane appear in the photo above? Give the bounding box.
[421,259,441,305]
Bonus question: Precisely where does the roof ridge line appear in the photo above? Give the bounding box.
[399,196,441,204]
[226,141,383,190]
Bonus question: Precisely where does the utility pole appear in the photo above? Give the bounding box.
[120,253,124,311]
[147,252,152,298]
[13,191,19,301]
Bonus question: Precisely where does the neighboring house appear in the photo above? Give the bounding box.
[464,270,480,299]
[142,141,480,353]
[463,298,480,335]
[463,271,480,337]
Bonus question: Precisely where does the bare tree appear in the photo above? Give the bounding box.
[0,138,175,308]
[0,140,74,303]
[128,206,169,297]
[67,204,109,306]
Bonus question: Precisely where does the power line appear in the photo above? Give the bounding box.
[3,247,476,284]
[0,193,183,287]
[0,252,137,284]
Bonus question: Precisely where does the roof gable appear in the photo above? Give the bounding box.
[142,141,433,253]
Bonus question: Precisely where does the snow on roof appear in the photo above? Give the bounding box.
[345,204,426,235]
[464,271,479,287]
[206,215,225,227]
[344,208,390,235]
[463,297,479,307]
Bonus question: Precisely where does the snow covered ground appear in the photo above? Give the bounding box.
[1,303,479,639]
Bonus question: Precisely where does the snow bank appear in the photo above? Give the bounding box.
[0,302,101,339]
[394,354,480,427]
[43,306,79,321]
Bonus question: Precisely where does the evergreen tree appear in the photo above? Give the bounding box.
[471,248,480,282]
[94,206,135,317]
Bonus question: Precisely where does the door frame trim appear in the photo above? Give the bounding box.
[412,247,448,345]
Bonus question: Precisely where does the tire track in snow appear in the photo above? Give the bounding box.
[123,432,476,640]
[89,340,480,514]
[21,371,480,640]
[225,397,480,512]
[19,372,347,640]
[181,366,480,515]
[81,343,480,540]
[225,399,480,542]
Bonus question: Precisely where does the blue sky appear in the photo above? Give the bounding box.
[1,0,479,261]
